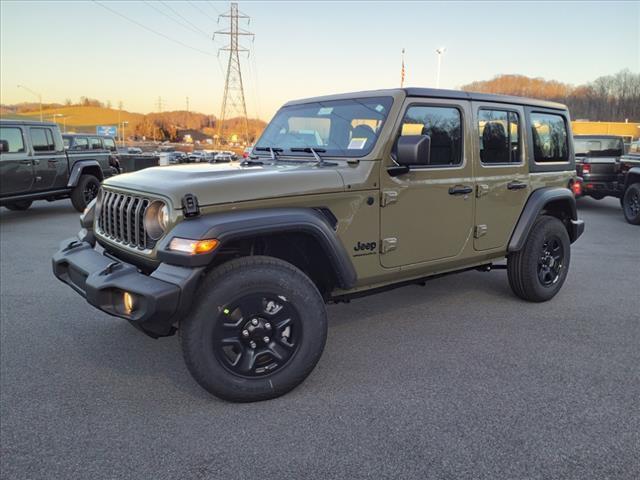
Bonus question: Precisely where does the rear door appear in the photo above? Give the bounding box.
[29,126,67,191]
[379,98,474,267]
[0,126,34,195]
[472,103,530,251]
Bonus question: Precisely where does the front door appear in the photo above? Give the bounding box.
[380,98,474,268]
[472,103,530,251]
[0,126,34,195]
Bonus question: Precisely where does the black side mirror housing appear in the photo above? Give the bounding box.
[0,140,8,153]
[396,135,431,166]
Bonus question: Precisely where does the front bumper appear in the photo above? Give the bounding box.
[570,219,585,242]
[52,238,203,337]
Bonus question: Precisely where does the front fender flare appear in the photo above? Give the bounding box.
[156,208,357,289]
[67,160,103,187]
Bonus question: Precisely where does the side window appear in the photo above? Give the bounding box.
[478,109,520,164]
[530,112,568,163]
[0,127,26,154]
[398,105,462,166]
[89,137,103,150]
[73,137,89,150]
[31,128,55,152]
[103,138,116,151]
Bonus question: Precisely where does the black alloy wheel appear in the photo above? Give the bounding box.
[83,179,100,204]
[623,184,640,224]
[213,293,301,377]
[537,236,564,286]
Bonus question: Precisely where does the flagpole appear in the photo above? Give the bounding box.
[401,48,405,87]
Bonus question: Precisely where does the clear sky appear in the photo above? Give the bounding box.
[1,1,638,120]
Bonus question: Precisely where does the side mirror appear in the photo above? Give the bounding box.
[397,135,431,166]
[0,140,8,153]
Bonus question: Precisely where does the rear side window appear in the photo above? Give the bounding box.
[89,137,103,150]
[72,137,89,150]
[0,127,26,153]
[31,128,56,152]
[398,105,462,166]
[530,113,568,163]
[103,138,116,151]
[478,109,520,164]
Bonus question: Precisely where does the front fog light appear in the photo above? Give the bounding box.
[123,291,136,314]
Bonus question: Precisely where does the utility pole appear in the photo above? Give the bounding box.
[118,101,123,144]
[17,84,43,122]
[214,2,254,146]
[157,96,163,113]
[435,47,446,89]
[186,96,190,112]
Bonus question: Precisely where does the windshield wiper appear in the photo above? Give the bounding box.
[290,147,336,166]
[254,147,283,161]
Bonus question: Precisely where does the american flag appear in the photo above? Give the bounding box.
[401,49,405,87]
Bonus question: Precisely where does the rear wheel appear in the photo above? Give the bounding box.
[181,256,327,402]
[71,174,100,212]
[4,200,32,211]
[622,183,640,225]
[507,216,571,302]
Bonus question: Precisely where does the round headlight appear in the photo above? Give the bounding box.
[144,200,169,240]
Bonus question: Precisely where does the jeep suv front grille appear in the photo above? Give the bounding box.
[97,190,156,250]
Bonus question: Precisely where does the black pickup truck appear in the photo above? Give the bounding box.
[574,135,625,200]
[619,142,640,224]
[0,120,113,212]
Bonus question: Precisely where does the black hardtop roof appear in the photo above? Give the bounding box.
[283,87,567,111]
[0,118,57,127]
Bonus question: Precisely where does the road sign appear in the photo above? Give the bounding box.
[96,125,117,137]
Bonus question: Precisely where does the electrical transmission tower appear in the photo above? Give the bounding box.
[214,3,254,146]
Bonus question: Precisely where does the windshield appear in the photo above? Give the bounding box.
[255,97,394,157]
[574,138,624,157]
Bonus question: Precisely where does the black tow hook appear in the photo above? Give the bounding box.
[100,262,122,276]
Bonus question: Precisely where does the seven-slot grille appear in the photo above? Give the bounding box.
[97,189,156,250]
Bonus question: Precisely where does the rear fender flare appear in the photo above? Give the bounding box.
[508,187,581,252]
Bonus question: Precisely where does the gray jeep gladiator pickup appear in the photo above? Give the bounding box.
[0,120,113,212]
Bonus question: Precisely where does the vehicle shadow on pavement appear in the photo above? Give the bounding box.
[0,204,78,224]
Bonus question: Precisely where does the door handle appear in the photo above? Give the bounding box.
[448,185,473,195]
[19,159,32,165]
[507,181,528,190]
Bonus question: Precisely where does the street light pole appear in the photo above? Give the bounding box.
[122,121,129,148]
[17,84,43,121]
[435,47,446,88]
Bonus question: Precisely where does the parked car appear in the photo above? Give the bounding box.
[574,135,625,200]
[127,147,143,154]
[243,146,254,158]
[189,150,206,162]
[53,88,584,402]
[1,120,113,211]
[213,152,233,163]
[618,143,640,224]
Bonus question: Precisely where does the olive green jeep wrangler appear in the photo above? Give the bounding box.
[53,88,584,402]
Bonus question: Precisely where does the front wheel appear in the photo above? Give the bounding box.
[180,256,327,402]
[71,174,100,212]
[622,183,640,225]
[507,216,571,302]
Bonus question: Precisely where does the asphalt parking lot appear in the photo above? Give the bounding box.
[1,196,638,480]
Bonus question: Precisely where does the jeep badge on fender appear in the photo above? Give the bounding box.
[52,88,584,402]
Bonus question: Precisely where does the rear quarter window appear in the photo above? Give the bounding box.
[530,112,569,163]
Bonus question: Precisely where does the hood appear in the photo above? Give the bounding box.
[103,162,346,208]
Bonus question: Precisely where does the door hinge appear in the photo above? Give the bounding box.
[476,184,489,198]
[474,225,488,238]
[380,190,398,207]
[381,237,398,253]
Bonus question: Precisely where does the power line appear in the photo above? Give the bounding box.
[92,1,215,57]
[159,0,211,38]
[143,0,209,39]
[188,1,218,23]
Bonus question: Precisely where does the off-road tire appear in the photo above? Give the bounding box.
[4,200,32,211]
[622,183,640,225]
[507,215,571,302]
[71,174,100,212]
[181,256,327,402]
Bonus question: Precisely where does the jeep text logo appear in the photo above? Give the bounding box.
[354,241,377,252]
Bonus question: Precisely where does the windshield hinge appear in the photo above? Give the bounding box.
[381,190,398,207]
[181,193,200,218]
